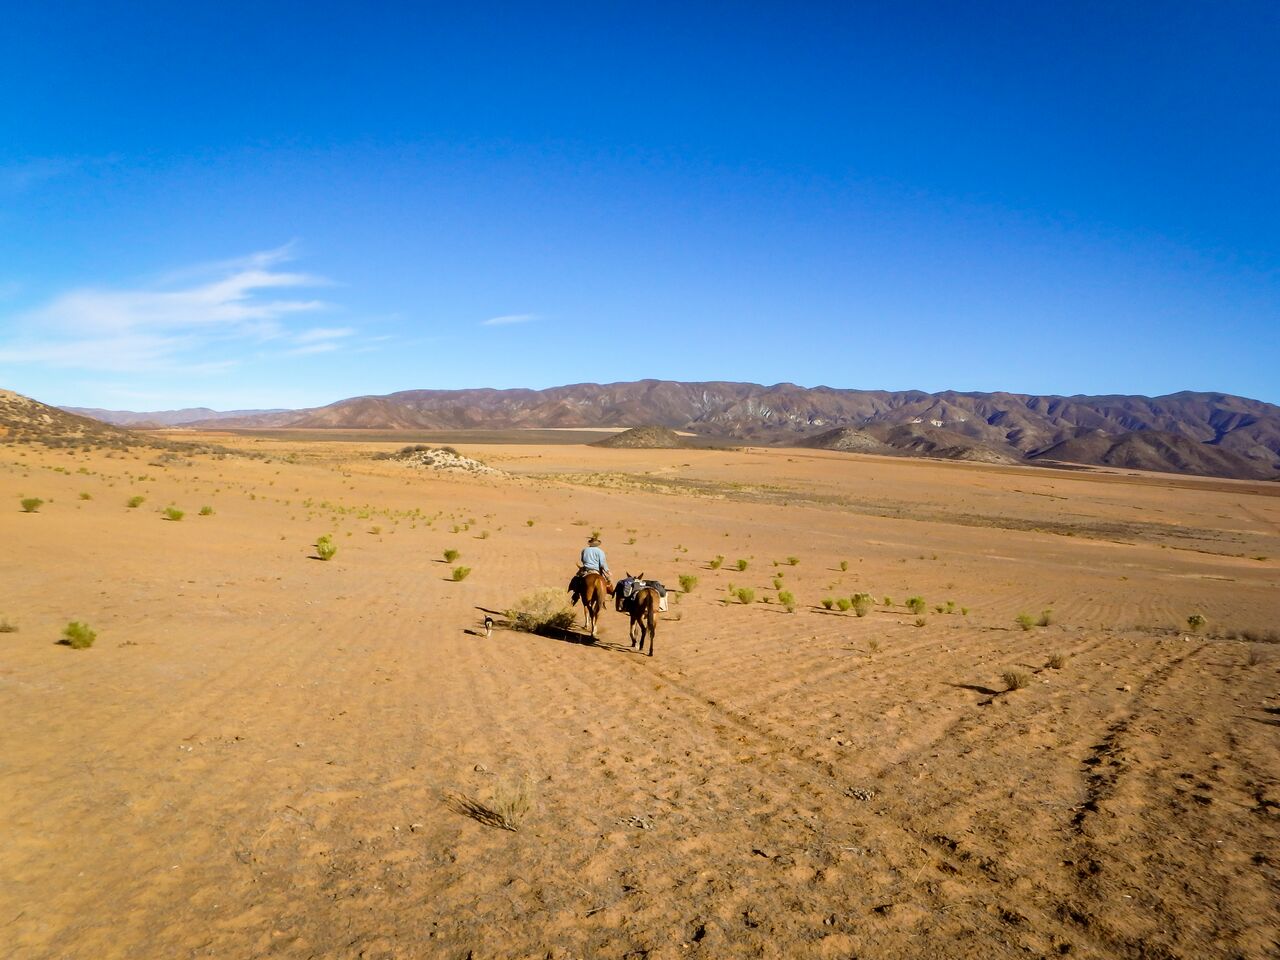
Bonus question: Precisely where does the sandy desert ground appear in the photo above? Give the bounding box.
[2,432,1278,959]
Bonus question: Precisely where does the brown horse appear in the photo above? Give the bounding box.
[626,587,658,657]
[579,571,612,638]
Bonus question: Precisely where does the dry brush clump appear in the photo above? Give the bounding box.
[20,497,44,513]
[507,588,576,634]
[1002,669,1031,691]
[449,775,534,831]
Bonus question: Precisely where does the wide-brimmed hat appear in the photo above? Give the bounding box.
[587,536,602,545]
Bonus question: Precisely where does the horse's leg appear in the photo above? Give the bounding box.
[646,605,656,656]
[589,597,598,637]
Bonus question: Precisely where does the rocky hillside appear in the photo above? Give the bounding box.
[1,389,141,449]
[1030,429,1276,480]
[70,380,1280,480]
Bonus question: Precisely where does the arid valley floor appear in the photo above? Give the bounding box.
[3,433,1278,959]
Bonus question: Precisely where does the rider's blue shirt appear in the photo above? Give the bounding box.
[581,545,608,572]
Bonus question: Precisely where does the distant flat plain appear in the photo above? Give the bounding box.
[3,431,1277,959]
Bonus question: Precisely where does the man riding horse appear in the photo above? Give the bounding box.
[569,535,611,603]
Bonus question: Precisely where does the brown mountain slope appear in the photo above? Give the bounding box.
[1031,429,1277,480]
[160,380,1280,480]
[1,390,141,449]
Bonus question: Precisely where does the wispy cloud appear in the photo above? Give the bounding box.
[0,246,352,375]
[480,313,536,327]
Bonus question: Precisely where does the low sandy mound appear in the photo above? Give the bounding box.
[795,426,888,453]
[593,426,688,448]
[375,444,505,475]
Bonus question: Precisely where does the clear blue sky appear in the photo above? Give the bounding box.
[2,1,1277,409]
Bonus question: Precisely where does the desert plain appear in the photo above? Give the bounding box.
[2,431,1278,960]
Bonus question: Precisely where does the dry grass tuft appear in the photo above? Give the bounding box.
[1002,669,1031,691]
[449,776,534,831]
[507,588,576,634]
[1046,653,1069,669]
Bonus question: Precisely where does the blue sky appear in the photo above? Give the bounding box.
[2,2,1277,409]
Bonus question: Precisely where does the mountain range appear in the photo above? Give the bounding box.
[57,380,1280,480]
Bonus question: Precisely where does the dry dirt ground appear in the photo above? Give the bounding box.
[2,434,1278,960]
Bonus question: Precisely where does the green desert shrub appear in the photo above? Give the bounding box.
[835,597,852,612]
[678,574,698,593]
[778,589,796,611]
[1015,613,1036,632]
[906,596,926,615]
[452,566,472,581]
[821,597,835,610]
[914,616,927,628]
[786,556,800,566]
[199,505,214,516]
[839,560,849,572]
[883,596,893,606]
[507,588,576,634]
[735,559,749,572]
[1187,613,1206,632]
[20,497,44,513]
[772,576,784,590]
[735,587,755,605]
[709,555,724,570]
[852,595,873,617]
[163,506,185,521]
[443,548,461,563]
[1037,609,1054,627]
[315,534,337,561]
[79,492,93,501]
[61,621,96,649]
[127,495,145,508]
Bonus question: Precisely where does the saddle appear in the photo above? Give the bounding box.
[614,574,666,612]
[568,567,611,605]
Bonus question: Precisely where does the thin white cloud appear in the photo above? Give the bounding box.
[285,342,340,356]
[480,313,536,327]
[0,247,347,376]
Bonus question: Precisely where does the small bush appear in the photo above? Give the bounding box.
[452,566,472,581]
[678,574,698,593]
[1037,609,1054,627]
[853,595,873,617]
[1046,653,1068,669]
[163,507,185,521]
[736,559,749,572]
[821,597,834,610]
[709,555,724,570]
[79,492,93,500]
[453,776,534,832]
[61,621,96,649]
[1187,613,1206,632]
[0,618,17,633]
[778,589,795,611]
[945,600,956,614]
[315,535,337,561]
[906,596,926,614]
[914,616,927,627]
[934,604,945,614]
[839,560,849,572]
[1002,669,1031,691]
[507,588,575,633]
[526,519,535,526]
[736,587,755,605]
[198,505,214,516]
[127,495,145,508]
[867,638,881,654]
[1015,613,1036,631]
[961,607,970,616]
[772,576,784,590]
[443,548,461,563]
[786,556,799,566]
[836,597,852,612]
[883,596,892,606]
[20,497,44,513]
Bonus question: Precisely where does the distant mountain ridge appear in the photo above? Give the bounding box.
[64,381,1280,480]
[63,406,288,427]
